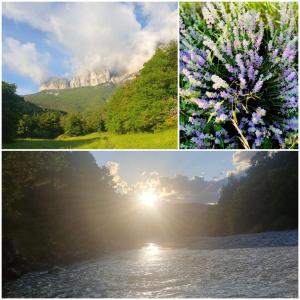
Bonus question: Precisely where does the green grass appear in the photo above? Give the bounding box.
[3,128,178,149]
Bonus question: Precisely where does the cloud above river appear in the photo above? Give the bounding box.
[106,166,227,204]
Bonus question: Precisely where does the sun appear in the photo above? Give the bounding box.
[139,190,158,206]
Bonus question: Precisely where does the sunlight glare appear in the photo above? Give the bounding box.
[144,243,160,256]
[139,190,158,206]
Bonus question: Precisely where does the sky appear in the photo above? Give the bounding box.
[2,2,178,95]
[91,151,256,204]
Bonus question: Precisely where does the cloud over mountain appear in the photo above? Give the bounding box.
[3,2,177,79]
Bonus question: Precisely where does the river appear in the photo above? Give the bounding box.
[3,230,298,298]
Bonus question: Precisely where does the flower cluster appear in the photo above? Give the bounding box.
[180,2,298,149]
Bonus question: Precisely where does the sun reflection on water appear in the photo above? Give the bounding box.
[143,243,160,258]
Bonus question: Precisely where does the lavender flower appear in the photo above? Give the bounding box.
[211,75,229,89]
[287,72,297,82]
[236,54,245,76]
[253,80,263,93]
[225,64,236,73]
[216,113,228,123]
[238,74,246,89]
[247,65,255,82]
[283,47,296,63]
[203,37,225,62]
[180,2,298,149]
[190,98,210,109]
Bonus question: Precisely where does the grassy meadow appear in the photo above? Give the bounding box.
[3,128,178,149]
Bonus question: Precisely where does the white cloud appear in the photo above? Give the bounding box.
[134,176,160,192]
[232,151,256,172]
[3,2,177,78]
[2,2,53,30]
[106,161,120,176]
[150,171,159,176]
[106,161,131,194]
[141,171,159,177]
[3,37,50,83]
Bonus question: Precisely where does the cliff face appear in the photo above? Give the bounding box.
[40,78,70,90]
[40,70,136,91]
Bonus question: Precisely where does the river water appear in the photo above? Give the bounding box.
[3,230,298,298]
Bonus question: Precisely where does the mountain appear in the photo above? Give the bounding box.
[25,83,116,113]
[27,69,137,113]
[40,70,136,91]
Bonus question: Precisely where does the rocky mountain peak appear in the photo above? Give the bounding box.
[40,70,136,91]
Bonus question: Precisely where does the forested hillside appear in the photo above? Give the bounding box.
[2,82,64,143]
[3,152,120,281]
[3,151,297,281]
[214,151,298,235]
[25,84,116,113]
[106,41,177,133]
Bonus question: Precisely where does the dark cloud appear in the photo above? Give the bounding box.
[159,174,227,204]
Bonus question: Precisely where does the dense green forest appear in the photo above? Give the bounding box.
[2,82,65,142]
[3,151,298,282]
[214,151,298,235]
[2,42,177,145]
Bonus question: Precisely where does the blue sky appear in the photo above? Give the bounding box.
[92,151,249,182]
[3,17,69,94]
[2,2,177,95]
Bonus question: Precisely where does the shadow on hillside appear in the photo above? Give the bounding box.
[3,137,103,149]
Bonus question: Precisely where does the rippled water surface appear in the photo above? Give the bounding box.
[4,231,298,298]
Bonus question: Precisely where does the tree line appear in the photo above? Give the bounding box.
[2,83,106,142]
[2,151,298,282]
[212,151,298,235]
[2,42,177,144]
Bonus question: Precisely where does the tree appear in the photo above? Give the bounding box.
[16,115,34,137]
[34,111,64,138]
[2,81,51,143]
[17,112,64,139]
[217,152,298,234]
[83,108,106,133]
[2,152,117,281]
[2,82,24,143]
[62,113,85,136]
